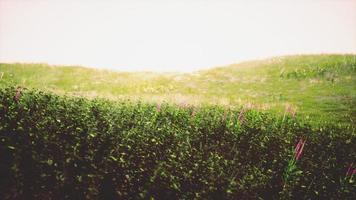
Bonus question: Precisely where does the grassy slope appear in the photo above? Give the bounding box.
[0,54,355,125]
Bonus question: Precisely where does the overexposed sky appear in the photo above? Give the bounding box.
[1,0,356,72]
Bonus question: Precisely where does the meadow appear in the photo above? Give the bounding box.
[0,54,355,199]
[1,54,355,126]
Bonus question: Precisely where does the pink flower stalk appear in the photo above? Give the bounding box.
[237,108,246,124]
[295,141,305,161]
[156,104,161,112]
[294,138,306,161]
[14,86,22,102]
[179,101,187,108]
[191,109,196,117]
[346,163,354,176]
[294,140,302,154]
[222,111,227,121]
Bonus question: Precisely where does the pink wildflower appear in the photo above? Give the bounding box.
[294,140,302,154]
[294,138,306,161]
[191,108,196,117]
[179,102,187,108]
[346,163,354,176]
[223,110,227,121]
[285,104,297,118]
[14,86,22,102]
[156,104,161,112]
[237,108,246,124]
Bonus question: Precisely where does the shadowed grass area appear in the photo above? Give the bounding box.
[1,54,355,125]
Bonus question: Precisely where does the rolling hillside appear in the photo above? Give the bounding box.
[1,54,355,125]
[1,55,356,199]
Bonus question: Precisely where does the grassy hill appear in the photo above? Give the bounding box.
[1,54,355,125]
[1,55,356,199]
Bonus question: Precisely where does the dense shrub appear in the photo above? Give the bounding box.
[0,87,355,199]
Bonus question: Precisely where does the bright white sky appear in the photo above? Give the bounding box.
[1,0,355,72]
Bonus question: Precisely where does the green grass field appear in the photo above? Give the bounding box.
[1,55,356,199]
[1,54,355,125]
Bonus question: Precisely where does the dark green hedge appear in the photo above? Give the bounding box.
[0,87,355,199]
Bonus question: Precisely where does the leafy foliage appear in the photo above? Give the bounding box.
[0,87,355,199]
